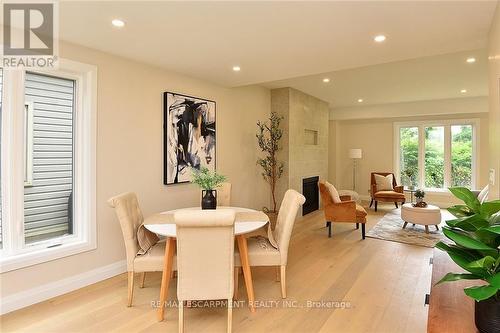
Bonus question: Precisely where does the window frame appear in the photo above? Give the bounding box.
[0,59,97,273]
[393,119,479,193]
[23,101,34,187]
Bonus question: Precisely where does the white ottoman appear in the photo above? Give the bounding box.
[338,190,361,204]
[401,203,441,233]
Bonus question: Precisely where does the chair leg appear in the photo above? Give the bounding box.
[356,223,359,229]
[233,267,239,300]
[280,265,286,299]
[227,298,233,333]
[369,199,373,208]
[361,224,366,240]
[178,301,184,333]
[139,272,146,288]
[327,221,332,238]
[394,202,398,208]
[374,201,378,212]
[127,271,134,307]
[402,222,408,229]
[425,225,429,234]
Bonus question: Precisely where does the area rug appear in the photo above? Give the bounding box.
[366,208,454,248]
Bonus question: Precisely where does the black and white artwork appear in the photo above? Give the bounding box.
[164,92,216,185]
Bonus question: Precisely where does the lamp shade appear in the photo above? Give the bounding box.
[349,148,362,159]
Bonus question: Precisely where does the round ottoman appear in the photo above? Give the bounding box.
[401,203,441,233]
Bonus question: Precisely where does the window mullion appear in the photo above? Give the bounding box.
[418,125,425,188]
[444,125,452,188]
[2,69,26,254]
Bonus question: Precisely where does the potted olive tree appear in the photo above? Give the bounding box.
[191,167,227,209]
[256,112,284,228]
[436,187,500,333]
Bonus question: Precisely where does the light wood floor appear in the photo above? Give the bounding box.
[1,204,433,333]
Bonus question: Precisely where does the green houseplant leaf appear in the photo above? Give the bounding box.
[464,285,499,301]
[437,187,500,303]
[448,187,481,213]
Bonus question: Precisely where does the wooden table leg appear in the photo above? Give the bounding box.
[236,235,256,313]
[157,237,176,322]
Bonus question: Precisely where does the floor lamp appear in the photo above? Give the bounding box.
[349,149,362,191]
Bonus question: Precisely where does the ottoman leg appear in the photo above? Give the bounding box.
[425,225,429,234]
[402,222,408,229]
[435,225,439,231]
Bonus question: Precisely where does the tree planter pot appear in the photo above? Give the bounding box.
[201,190,217,210]
[265,211,278,230]
[475,296,500,333]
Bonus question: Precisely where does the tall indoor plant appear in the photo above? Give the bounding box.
[191,167,227,209]
[256,112,284,218]
[436,187,500,333]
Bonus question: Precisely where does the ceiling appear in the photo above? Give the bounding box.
[264,49,489,108]
[56,1,497,88]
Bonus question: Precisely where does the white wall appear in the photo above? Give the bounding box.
[0,41,271,303]
[488,2,500,199]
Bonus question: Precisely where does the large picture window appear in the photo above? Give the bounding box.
[0,61,97,272]
[394,120,478,191]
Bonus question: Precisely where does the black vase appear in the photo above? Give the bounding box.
[201,190,217,210]
[475,296,500,333]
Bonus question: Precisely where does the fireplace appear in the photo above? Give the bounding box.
[302,176,319,215]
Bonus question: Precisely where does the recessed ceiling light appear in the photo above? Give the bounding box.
[232,66,241,72]
[111,19,125,27]
[460,89,467,93]
[322,78,330,83]
[466,57,476,63]
[357,99,364,103]
[374,35,386,43]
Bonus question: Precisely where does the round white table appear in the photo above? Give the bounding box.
[145,206,269,320]
[401,203,441,233]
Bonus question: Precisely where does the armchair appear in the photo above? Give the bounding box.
[369,172,405,211]
[318,181,367,239]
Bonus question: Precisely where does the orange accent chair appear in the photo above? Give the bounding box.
[318,181,368,239]
[369,172,405,211]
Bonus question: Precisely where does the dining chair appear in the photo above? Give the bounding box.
[200,182,231,206]
[174,209,236,333]
[108,192,174,307]
[234,189,305,299]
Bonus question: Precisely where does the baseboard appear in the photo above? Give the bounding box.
[0,260,127,315]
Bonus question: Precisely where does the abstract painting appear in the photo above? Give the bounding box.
[164,92,216,185]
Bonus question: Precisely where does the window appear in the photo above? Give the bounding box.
[0,61,97,272]
[394,120,478,191]
[0,68,3,250]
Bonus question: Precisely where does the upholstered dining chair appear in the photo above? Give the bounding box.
[200,182,232,206]
[234,189,305,299]
[108,192,172,307]
[369,172,405,211]
[174,209,236,333]
[318,181,367,239]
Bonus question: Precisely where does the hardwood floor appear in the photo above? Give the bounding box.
[1,204,432,333]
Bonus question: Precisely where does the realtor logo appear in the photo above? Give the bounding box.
[2,1,59,68]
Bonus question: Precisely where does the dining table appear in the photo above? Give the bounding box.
[144,206,271,321]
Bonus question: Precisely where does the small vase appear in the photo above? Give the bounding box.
[201,190,217,210]
[475,296,500,333]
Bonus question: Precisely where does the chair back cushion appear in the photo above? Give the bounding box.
[374,174,394,191]
[274,189,306,265]
[108,192,146,271]
[175,209,235,301]
[325,181,341,203]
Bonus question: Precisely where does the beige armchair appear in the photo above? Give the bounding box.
[199,182,232,206]
[174,209,236,333]
[234,189,305,299]
[108,192,174,307]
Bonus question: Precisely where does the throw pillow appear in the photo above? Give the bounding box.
[374,174,393,191]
